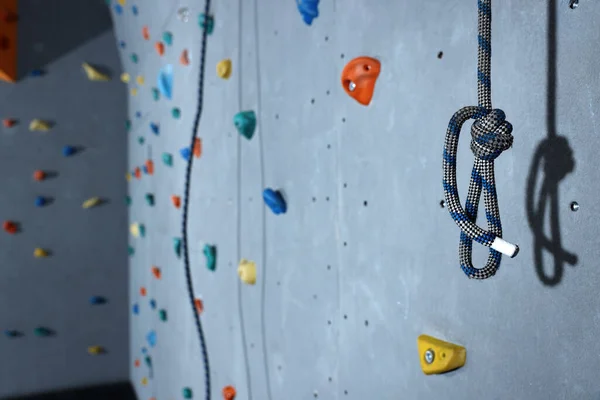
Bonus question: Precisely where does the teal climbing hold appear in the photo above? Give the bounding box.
[151,87,160,101]
[128,246,135,256]
[172,108,181,119]
[125,120,131,131]
[183,387,193,399]
[125,196,131,206]
[234,111,257,140]
[130,53,138,63]
[203,244,217,271]
[137,136,144,144]
[198,13,214,34]
[162,31,173,46]
[162,152,173,166]
[173,237,182,258]
[33,327,53,337]
[159,309,167,321]
[145,355,152,367]
[145,193,154,206]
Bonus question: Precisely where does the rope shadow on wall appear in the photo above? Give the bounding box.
[525,0,577,286]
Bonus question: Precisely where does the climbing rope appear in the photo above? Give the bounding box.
[182,1,212,399]
[442,0,519,279]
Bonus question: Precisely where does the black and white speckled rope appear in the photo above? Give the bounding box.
[442,0,519,279]
[182,1,212,399]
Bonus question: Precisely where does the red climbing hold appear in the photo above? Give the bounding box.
[171,195,181,209]
[222,386,237,400]
[142,25,150,40]
[193,138,202,158]
[2,118,16,127]
[134,359,140,367]
[180,49,190,66]
[340,56,381,106]
[140,287,147,296]
[194,298,204,315]
[154,42,165,56]
[3,220,17,234]
[134,167,141,179]
[151,266,161,279]
[145,160,154,175]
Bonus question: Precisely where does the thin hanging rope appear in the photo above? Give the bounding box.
[181,1,212,399]
[442,0,519,279]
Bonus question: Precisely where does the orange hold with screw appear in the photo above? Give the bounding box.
[222,386,236,400]
[340,56,381,106]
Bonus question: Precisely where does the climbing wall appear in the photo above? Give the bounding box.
[0,2,129,398]
[118,0,600,399]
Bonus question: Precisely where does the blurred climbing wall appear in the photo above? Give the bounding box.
[0,1,129,399]
[119,0,600,399]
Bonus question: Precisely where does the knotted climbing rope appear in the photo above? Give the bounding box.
[442,0,519,279]
[182,0,212,398]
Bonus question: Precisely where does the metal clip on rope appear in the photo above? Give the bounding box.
[442,0,519,280]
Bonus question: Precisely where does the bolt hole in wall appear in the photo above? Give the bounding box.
[570,201,579,211]
[437,51,443,59]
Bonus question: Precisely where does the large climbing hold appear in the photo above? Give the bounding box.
[157,64,173,100]
[29,119,51,132]
[297,0,319,25]
[238,259,256,285]
[222,386,237,400]
[82,62,110,81]
[233,111,256,140]
[263,188,287,215]
[216,59,232,79]
[417,334,466,375]
[203,244,217,271]
[0,0,17,83]
[340,56,381,106]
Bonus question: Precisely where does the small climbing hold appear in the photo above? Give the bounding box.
[194,298,204,315]
[117,0,125,5]
[157,65,173,99]
[144,355,152,367]
[263,188,287,215]
[34,248,49,258]
[82,197,102,209]
[155,42,165,56]
[182,387,193,399]
[238,259,257,285]
[137,136,144,145]
[341,56,381,106]
[135,111,142,119]
[134,167,142,179]
[151,266,161,279]
[173,237,182,258]
[140,287,147,296]
[89,296,107,305]
[130,53,138,63]
[62,145,76,157]
[4,330,21,338]
[33,170,46,181]
[145,160,154,175]
[149,122,159,135]
[34,196,47,207]
[180,49,190,66]
[234,111,257,140]
[203,244,217,271]
[141,377,148,386]
[3,118,16,127]
[180,147,191,161]
[177,7,189,22]
[223,386,237,400]
[113,4,123,14]
[145,193,155,206]
[125,196,131,206]
[82,62,110,81]
[119,40,126,49]
[3,221,18,234]
[34,327,53,337]
[128,246,135,256]
[193,138,202,158]
[136,75,145,85]
[198,13,214,34]
[87,345,105,355]
[29,119,51,131]
[130,223,145,238]
[417,334,466,375]
[125,172,132,182]
[162,31,173,46]
[125,120,131,131]
[130,87,138,96]
[149,299,156,309]
[132,303,139,314]
[146,330,157,347]
[158,309,167,321]
[120,72,130,83]
[171,195,181,208]
[134,359,140,367]
[30,69,45,77]
[216,59,232,79]
[297,0,320,25]
[162,152,173,166]
[151,87,160,100]
[131,5,138,15]
[172,107,181,119]
[142,25,149,40]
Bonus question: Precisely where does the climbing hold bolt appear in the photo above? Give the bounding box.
[33,170,46,181]
[341,57,381,106]
[216,59,232,79]
[238,259,257,285]
[142,25,149,40]
[171,195,181,208]
[198,13,214,34]
[3,221,18,234]
[82,197,102,209]
[62,145,76,157]
[155,42,165,56]
[34,196,47,207]
[157,64,173,99]
[233,111,257,140]
[145,193,155,206]
[203,244,217,271]
[120,72,130,83]
[263,188,287,214]
[417,334,466,375]
[146,330,157,347]
[173,237,182,258]
[183,387,193,399]
[87,345,105,355]
[297,0,320,25]
[34,248,49,258]
[89,296,107,305]
[130,222,145,238]
[180,49,190,66]
[82,62,110,81]
[33,327,53,337]
[172,107,181,119]
[162,152,173,166]
[159,309,167,321]
[223,385,237,400]
[29,119,51,131]
[162,31,173,46]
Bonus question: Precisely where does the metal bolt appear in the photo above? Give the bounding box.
[570,201,579,212]
[348,81,356,92]
[569,0,579,9]
[424,349,435,364]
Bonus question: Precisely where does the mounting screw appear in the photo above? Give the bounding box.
[569,0,579,9]
[570,201,579,212]
[424,349,435,364]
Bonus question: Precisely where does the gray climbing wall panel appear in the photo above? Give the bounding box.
[120,0,600,399]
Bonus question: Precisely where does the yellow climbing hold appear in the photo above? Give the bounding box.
[237,259,256,285]
[141,377,148,386]
[82,62,110,81]
[216,59,232,79]
[82,197,102,209]
[120,72,131,83]
[417,334,466,375]
[136,75,145,85]
[118,0,126,5]
[29,119,51,131]
[131,88,138,96]
[87,345,104,355]
[126,172,132,181]
[33,248,48,258]
[130,223,142,238]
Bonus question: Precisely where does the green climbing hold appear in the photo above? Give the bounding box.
[125,196,131,206]
[151,87,160,101]
[173,237,182,258]
[138,136,145,144]
[198,13,214,34]
[183,387,193,399]
[130,53,138,63]
[172,108,181,119]
[203,244,217,271]
[34,327,52,337]
[145,193,155,206]
[159,309,167,321]
[128,246,135,256]
[234,110,257,140]
[162,152,173,166]
[162,31,173,46]
[125,120,131,131]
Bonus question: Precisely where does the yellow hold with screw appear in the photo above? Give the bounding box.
[417,334,466,375]
[238,259,256,285]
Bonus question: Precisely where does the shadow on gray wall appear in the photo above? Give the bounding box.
[17,0,112,79]
[2,382,136,400]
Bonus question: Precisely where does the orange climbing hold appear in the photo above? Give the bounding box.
[134,167,142,179]
[194,298,204,315]
[3,220,17,234]
[193,138,202,158]
[151,266,161,279]
[33,170,46,181]
[2,118,16,127]
[154,42,165,56]
[222,386,236,400]
[134,359,140,367]
[180,49,190,66]
[140,287,147,296]
[340,56,381,106]
[145,160,154,175]
[142,25,150,40]
[0,0,17,83]
[171,195,181,209]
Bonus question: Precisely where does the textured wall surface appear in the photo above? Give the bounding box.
[0,2,129,398]
[119,0,600,399]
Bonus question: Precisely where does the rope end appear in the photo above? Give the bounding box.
[491,237,519,258]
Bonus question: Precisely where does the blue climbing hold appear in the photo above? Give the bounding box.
[146,330,157,347]
[30,69,45,77]
[180,147,191,161]
[132,5,138,15]
[62,145,76,157]
[234,111,257,140]
[34,196,47,207]
[113,3,123,14]
[150,122,159,135]
[203,244,217,271]
[157,64,173,100]
[141,347,147,354]
[89,296,107,305]
[149,299,156,309]
[135,111,142,118]
[142,165,149,174]
[133,303,139,314]
[119,40,126,49]
[173,237,182,258]
[3,330,20,338]
[263,188,287,214]
[297,0,319,25]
